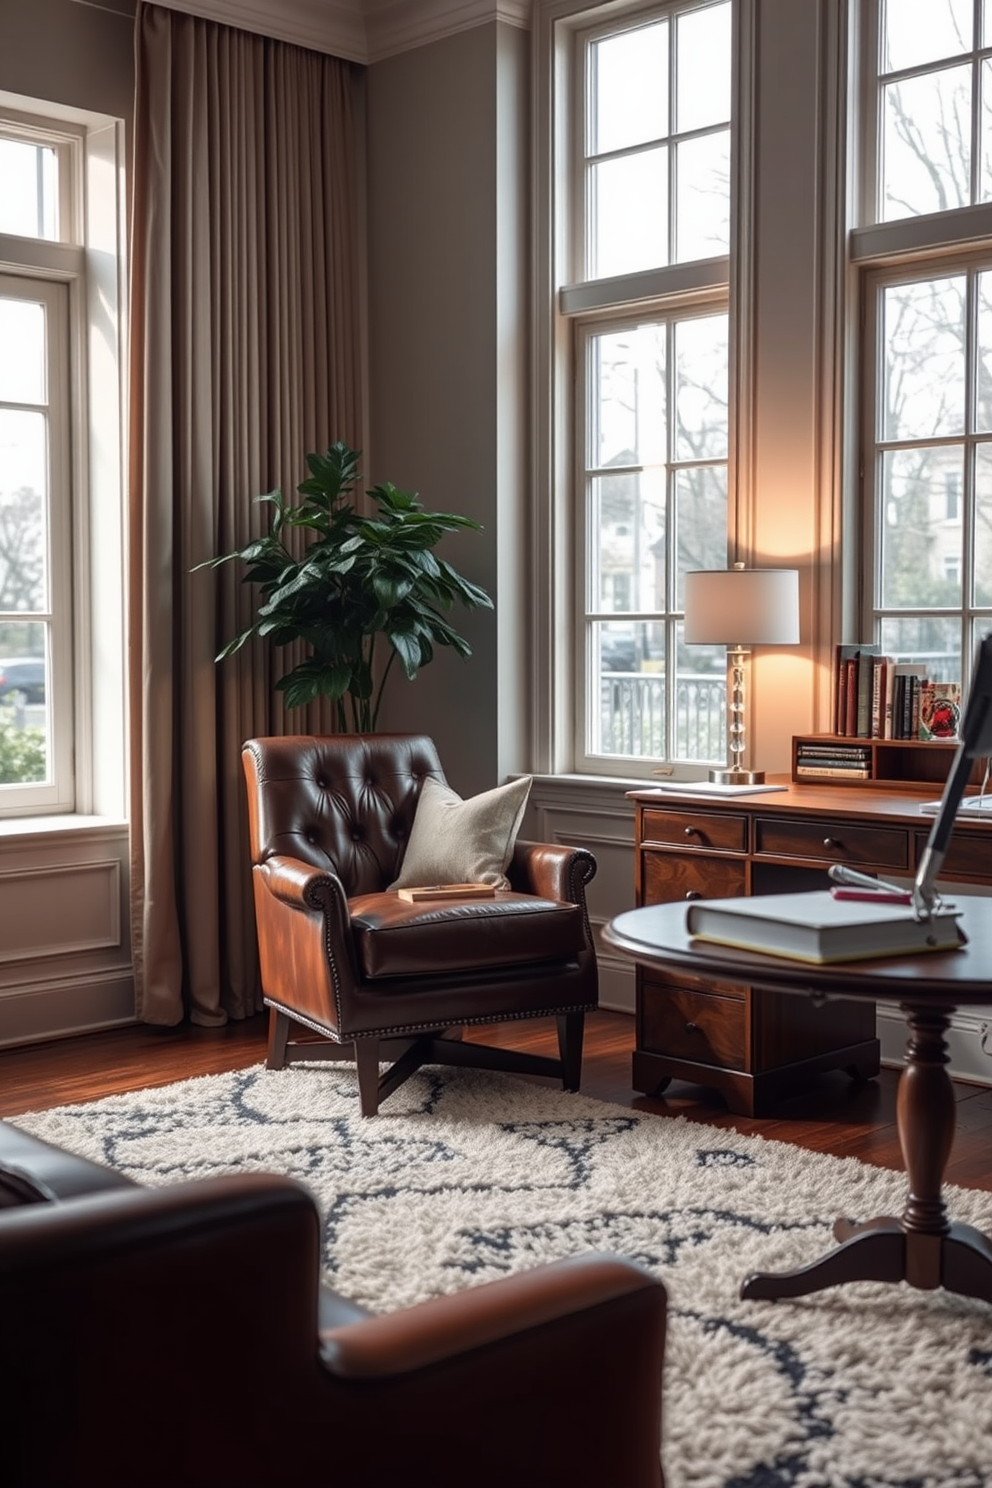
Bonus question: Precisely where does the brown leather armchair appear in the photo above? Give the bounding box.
[242,734,599,1114]
[0,1122,668,1488]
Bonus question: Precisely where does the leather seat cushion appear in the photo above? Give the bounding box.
[349,891,586,980]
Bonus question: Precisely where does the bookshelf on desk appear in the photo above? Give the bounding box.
[627,743,992,1117]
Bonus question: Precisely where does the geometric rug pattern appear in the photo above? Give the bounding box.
[14,1063,992,1488]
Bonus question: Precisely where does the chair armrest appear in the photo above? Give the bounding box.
[320,1251,663,1378]
[509,840,597,904]
[320,1253,666,1488]
[0,1122,137,1203]
[258,852,350,917]
[253,855,363,1022]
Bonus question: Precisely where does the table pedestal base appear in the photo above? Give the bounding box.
[740,1003,992,1307]
[741,1215,992,1304]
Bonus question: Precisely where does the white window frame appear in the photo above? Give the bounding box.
[0,271,74,811]
[0,94,127,822]
[533,0,745,780]
[573,294,730,771]
[852,0,992,688]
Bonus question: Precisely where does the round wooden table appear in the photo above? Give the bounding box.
[603,894,992,1305]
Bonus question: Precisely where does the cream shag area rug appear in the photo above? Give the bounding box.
[13,1063,992,1488]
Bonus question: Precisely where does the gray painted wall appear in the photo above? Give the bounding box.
[366,22,529,797]
[1,0,135,125]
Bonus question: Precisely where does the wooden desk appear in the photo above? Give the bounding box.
[626,776,992,1115]
[603,895,992,1306]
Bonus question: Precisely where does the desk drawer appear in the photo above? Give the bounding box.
[640,974,746,1069]
[914,829,992,883]
[642,850,746,905]
[641,807,747,852]
[754,816,909,871]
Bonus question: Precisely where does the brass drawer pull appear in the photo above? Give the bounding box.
[823,837,839,849]
[685,890,702,901]
[684,826,700,837]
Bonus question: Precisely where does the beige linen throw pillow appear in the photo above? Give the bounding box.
[388,775,533,891]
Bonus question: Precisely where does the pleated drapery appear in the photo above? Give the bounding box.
[128,2,364,1025]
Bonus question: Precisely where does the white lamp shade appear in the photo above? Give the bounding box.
[683,567,800,646]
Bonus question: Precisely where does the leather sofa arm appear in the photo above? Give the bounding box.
[320,1251,666,1488]
[320,1251,664,1378]
[509,840,597,905]
[0,1123,137,1204]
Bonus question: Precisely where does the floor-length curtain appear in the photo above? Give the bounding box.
[128,1,364,1026]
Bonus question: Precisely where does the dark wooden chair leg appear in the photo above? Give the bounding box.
[557,1011,585,1091]
[354,1039,382,1117]
[266,1009,291,1070]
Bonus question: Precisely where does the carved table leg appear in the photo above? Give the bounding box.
[741,1002,992,1305]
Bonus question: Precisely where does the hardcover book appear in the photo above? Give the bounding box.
[397,883,497,902]
[685,890,964,964]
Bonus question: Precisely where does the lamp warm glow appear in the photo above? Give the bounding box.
[684,564,801,784]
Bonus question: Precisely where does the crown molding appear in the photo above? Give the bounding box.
[363,0,531,62]
[117,0,532,63]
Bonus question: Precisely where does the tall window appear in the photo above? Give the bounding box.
[858,0,992,691]
[557,0,733,775]
[0,103,126,818]
[0,124,76,811]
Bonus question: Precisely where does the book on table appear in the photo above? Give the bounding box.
[684,890,964,964]
[397,883,497,902]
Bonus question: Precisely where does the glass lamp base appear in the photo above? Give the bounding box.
[708,767,767,786]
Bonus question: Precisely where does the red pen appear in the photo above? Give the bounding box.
[830,886,913,904]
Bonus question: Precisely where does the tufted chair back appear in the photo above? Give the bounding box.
[242,734,447,897]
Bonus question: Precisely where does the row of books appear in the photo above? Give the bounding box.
[794,741,871,779]
[833,645,960,741]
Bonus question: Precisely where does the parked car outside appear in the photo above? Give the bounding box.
[0,658,46,704]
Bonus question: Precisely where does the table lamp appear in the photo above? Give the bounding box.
[683,563,800,785]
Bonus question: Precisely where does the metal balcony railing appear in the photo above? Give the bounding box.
[600,671,726,761]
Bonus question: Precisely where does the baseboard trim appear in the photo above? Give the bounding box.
[0,972,135,1048]
[877,1001,992,1088]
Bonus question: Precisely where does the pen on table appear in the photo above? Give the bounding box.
[826,863,909,897]
[829,886,913,904]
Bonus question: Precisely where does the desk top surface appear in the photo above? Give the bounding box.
[604,894,992,1004]
[626,775,992,830]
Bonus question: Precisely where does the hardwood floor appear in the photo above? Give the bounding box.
[1,1008,991,1192]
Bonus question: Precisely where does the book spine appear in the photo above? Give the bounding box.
[795,746,872,760]
[870,656,885,739]
[911,676,923,739]
[834,651,846,735]
[795,754,872,767]
[856,654,874,737]
[899,675,912,739]
[795,765,871,778]
[845,659,858,736]
[883,657,895,739]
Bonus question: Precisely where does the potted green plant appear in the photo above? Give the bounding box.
[201,441,492,731]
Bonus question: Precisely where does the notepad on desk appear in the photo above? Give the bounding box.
[919,794,992,815]
[641,781,787,798]
[685,890,965,965]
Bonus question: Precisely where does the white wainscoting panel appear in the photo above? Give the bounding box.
[0,819,134,1046]
[0,860,120,961]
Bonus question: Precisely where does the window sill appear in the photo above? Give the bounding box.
[0,814,128,843]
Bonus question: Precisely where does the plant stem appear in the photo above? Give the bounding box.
[371,649,398,731]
